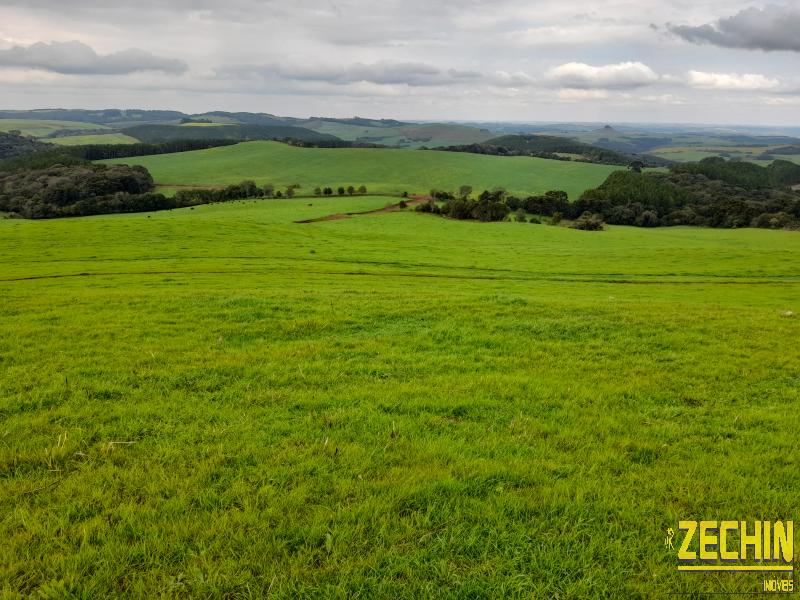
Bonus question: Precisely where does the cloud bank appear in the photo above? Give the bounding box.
[0,40,188,75]
[668,5,800,53]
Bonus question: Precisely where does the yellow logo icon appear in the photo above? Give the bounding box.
[665,527,675,550]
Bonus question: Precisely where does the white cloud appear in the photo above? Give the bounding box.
[547,61,659,89]
[687,70,780,91]
[556,89,611,100]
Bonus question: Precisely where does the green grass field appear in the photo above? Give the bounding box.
[101,141,620,199]
[49,133,140,146]
[1,198,798,597]
[0,119,110,138]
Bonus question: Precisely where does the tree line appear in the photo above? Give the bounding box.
[0,132,52,160]
[1,158,373,219]
[414,157,800,230]
[0,163,165,218]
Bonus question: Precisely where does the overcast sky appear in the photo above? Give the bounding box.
[1,0,799,124]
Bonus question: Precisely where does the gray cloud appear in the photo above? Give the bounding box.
[0,40,188,74]
[221,61,483,87]
[668,5,800,52]
[0,1,799,124]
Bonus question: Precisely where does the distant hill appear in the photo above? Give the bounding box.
[0,131,53,159]
[0,109,187,126]
[302,120,493,148]
[307,117,407,128]
[121,124,340,144]
[197,111,305,126]
[439,134,671,167]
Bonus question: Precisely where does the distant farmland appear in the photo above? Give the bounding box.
[49,133,140,146]
[101,141,621,199]
[0,118,110,138]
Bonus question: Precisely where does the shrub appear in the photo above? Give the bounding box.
[635,210,660,227]
[571,212,605,231]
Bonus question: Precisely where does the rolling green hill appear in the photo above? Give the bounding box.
[101,141,621,198]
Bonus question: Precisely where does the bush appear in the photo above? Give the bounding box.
[514,208,527,223]
[635,210,660,227]
[571,212,605,231]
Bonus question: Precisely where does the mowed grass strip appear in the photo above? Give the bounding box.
[1,199,799,598]
[100,140,621,199]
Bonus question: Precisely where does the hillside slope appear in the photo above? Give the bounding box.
[101,141,621,198]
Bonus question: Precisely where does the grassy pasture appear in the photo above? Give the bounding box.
[49,133,140,146]
[100,141,621,199]
[0,119,110,138]
[1,198,799,598]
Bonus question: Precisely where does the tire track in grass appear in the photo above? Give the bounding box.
[294,196,428,223]
[1,267,797,286]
